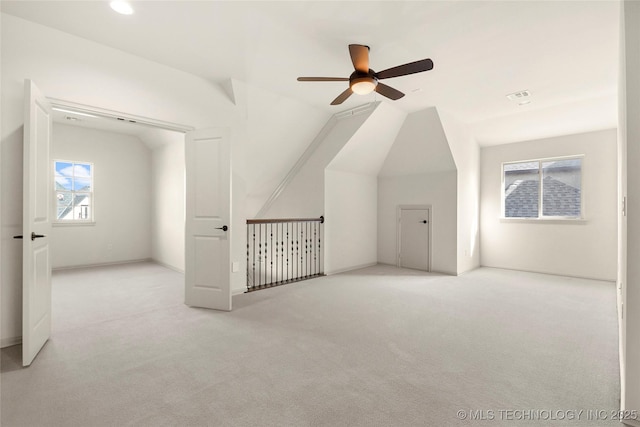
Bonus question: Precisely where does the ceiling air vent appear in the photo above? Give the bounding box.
[506,90,530,101]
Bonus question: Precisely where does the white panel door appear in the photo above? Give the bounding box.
[185,128,231,311]
[399,208,430,271]
[22,80,53,366]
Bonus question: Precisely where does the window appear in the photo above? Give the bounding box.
[54,160,93,222]
[503,156,582,219]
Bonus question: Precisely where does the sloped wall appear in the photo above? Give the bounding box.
[261,105,377,219]
[324,103,406,275]
[377,107,458,275]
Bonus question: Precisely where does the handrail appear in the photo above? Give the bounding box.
[247,216,324,225]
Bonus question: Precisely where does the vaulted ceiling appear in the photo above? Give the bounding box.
[1,1,620,145]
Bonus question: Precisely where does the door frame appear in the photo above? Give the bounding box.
[396,204,432,272]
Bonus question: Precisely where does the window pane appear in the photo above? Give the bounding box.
[56,192,73,220]
[542,158,581,217]
[504,161,539,218]
[72,194,91,220]
[74,178,91,191]
[54,161,73,190]
[74,163,92,179]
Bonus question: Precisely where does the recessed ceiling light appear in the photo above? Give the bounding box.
[110,1,134,15]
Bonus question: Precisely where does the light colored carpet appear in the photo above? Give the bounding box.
[1,262,620,426]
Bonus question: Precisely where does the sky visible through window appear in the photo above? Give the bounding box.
[55,161,92,221]
[55,162,92,191]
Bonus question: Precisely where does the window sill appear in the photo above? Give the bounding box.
[499,217,587,224]
[53,221,96,227]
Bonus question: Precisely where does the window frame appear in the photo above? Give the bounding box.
[501,154,585,221]
[53,159,95,226]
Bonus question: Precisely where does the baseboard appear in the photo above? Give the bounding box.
[151,259,184,274]
[232,287,246,296]
[1,336,22,349]
[52,258,153,271]
[326,262,378,276]
[618,284,626,413]
[479,265,616,283]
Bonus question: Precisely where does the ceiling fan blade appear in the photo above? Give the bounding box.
[330,88,353,105]
[349,44,370,73]
[376,58,434,80]
[375,83,405,100]
[297,77,349,82]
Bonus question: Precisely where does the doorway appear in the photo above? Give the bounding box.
[397,205,431,272]
[49,105,188,333]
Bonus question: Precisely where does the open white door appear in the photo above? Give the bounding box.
[21,80,53,366]
[185,128,232,311]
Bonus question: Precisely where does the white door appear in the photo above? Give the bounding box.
[22,80,53,366]
[398,208,430,271]
[184,128,232,311]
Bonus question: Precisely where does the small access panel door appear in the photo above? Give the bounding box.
[398,208,430,272]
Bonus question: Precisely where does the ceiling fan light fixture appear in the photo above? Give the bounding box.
[351,77,378,95]
[110,1,134,15]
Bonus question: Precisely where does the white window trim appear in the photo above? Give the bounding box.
[500,154,585,221]
[53,159,95,225]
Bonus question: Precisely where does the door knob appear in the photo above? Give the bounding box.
[216,225,228,231]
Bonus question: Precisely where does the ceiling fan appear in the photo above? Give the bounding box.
[297,44,434,105]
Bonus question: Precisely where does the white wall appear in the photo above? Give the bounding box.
[149,132,185,272]
[51,124,151,268]
[378,171,458,275]
[324,170,377,275]
[438,109,481,274]
[622,0,640,420]
[480,129,618,281]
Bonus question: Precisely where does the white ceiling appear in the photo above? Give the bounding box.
[1,1,620,145]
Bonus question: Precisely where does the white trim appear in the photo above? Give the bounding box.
[396,205,432,272]
[47,98,194,133]
[52,258,152,272]
[53,221,96,227]
[151,259,184,274]
[232,286,246,296]
[325,262,378,276]
[479,265,617,283]
[499,218,587,224]
[1,336,22,349]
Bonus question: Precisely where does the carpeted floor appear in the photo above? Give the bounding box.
[1,262,620,426]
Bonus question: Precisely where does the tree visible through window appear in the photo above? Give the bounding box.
[54,160,93,221]
[503,157,582,219]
